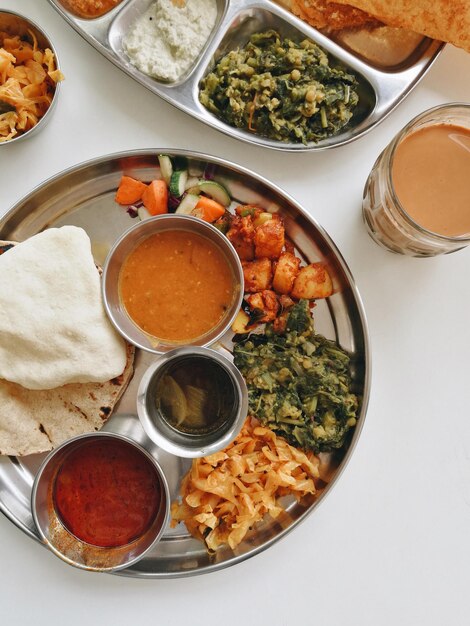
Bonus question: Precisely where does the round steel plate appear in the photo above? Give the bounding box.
[0,149,370,578]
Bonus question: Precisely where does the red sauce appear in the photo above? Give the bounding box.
[53,439,160,548]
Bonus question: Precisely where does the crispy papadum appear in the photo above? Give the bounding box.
[0,228,127,390]
[0,241,135,456]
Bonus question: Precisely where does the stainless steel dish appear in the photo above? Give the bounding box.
[0,10,62,145]
[102,214,244,353]
[47,0,442,152]
[137,346,249,458]
[31,432,170,572]
[0,149,370,578]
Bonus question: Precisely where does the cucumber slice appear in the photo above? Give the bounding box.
[175,194,199,215]
[197,180,231,207]
[137,206,152,221]
[170,170,188,197]
[158,154,173,186]
[184,176,200,191]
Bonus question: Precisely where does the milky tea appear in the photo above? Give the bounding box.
[362,104,470,256]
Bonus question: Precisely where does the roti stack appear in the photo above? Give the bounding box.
[0,344,134,456]
[0,228,135,456]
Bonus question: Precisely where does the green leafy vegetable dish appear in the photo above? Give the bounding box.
[199,30,360,144]
[233,300,359,453]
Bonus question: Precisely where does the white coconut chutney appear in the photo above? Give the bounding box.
[123,0,217,82]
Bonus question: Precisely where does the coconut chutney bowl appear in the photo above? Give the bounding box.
[0,10,62,146]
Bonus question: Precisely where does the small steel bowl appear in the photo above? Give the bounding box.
[0,10,62,145]
[137,346,248,458]
[31,432,170,572]
[102,213,244,353]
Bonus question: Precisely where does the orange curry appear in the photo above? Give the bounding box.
[59,0,123,19]
[120,230,235,343]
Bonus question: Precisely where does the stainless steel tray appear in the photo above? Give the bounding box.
[48,0,443,152]
[0,149,370,577]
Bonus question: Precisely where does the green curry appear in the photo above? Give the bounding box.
[233,300,359,452]
[199,30,360,144]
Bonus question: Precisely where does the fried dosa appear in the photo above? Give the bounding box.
[331,0,470,51]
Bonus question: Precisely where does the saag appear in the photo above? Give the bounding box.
[233,300,359,452]
[199,30,359,144]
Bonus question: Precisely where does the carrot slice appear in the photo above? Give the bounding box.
[115,175,147,205]
[142,179,169,216]
[193,196,225,223]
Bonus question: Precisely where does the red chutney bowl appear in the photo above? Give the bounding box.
[31,432,170,572]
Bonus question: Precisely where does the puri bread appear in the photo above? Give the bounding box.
[0,342,135,456]
[330,0,470,52]
[0,226,127,390]
[0,236,135,456]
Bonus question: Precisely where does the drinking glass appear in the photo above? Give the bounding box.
[362,103,470,256]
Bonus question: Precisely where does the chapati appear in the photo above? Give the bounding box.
[0,342,134,456]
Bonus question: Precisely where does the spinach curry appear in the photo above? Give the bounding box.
[233,300,358,452]
[199,30,360,144]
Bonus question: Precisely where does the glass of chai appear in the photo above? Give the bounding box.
[362,103,470,256]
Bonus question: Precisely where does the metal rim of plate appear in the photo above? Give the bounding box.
[47,0,443,152]
[0,149,371,578]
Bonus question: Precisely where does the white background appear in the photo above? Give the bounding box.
[1,1,470,624]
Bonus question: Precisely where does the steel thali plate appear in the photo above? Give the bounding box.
[0,150,371,577]
[47,0,443,152]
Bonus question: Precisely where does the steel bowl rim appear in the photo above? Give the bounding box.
[136,345,249,458]
[0,9,62,147]
[30,430,171,572]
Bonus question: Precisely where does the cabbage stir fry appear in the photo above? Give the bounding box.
[233,300,359,452]
[199,30,359,144]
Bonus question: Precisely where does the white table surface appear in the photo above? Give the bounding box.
[2,1,470,624]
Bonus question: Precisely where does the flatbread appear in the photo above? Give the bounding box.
[0,342,135,456]
[0,240,135,456]
[0,226,127,390]
[330,0,470,51]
